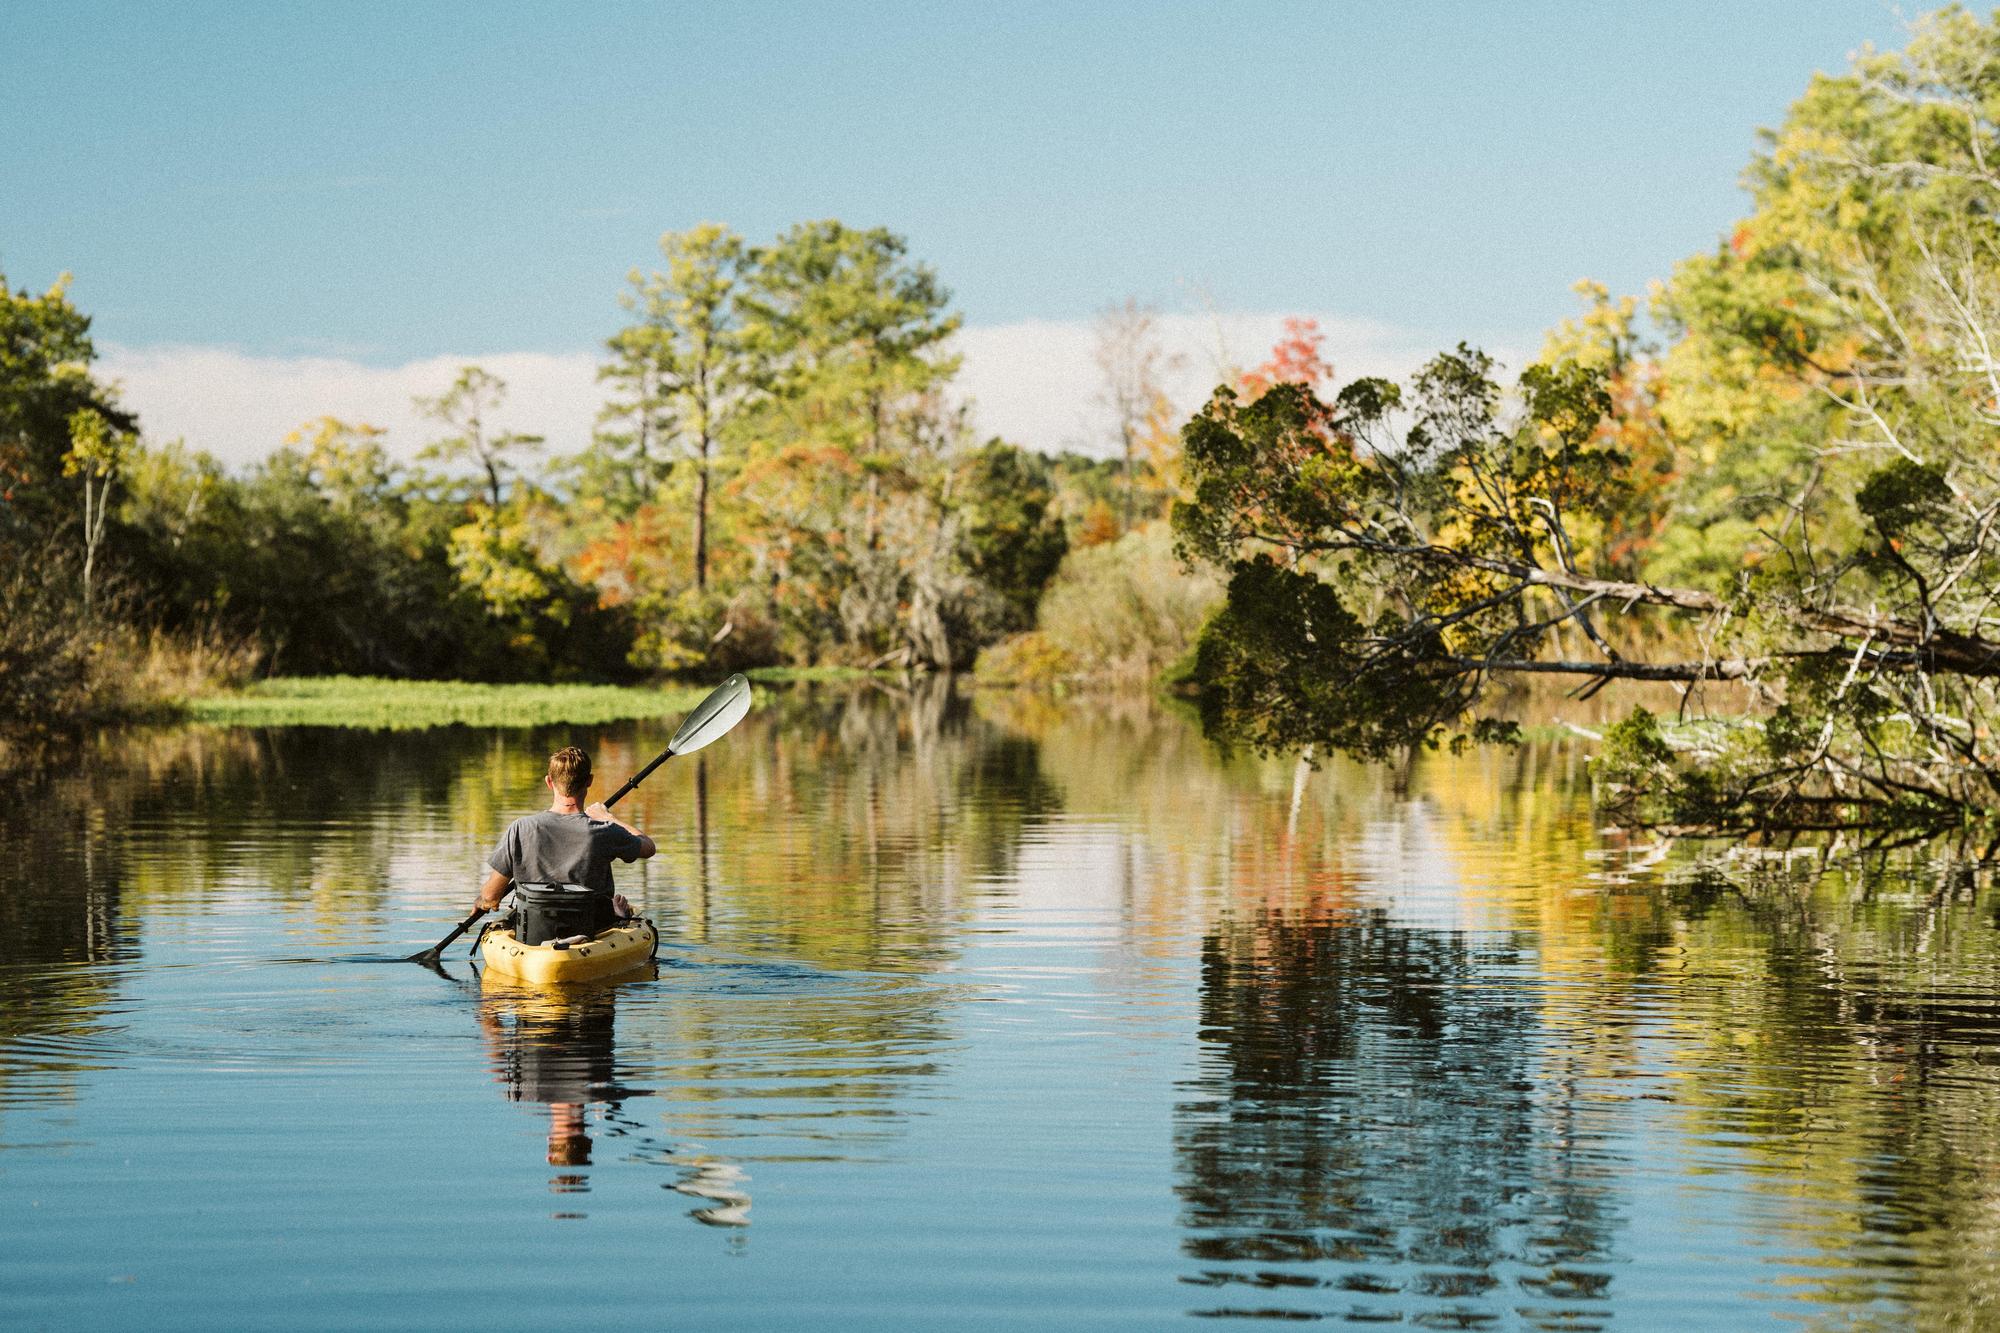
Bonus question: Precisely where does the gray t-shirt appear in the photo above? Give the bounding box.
[487,811,646,893]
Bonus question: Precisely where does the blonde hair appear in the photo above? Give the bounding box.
[547,746,593,798]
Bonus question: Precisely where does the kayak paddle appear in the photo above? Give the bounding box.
[602,671,753,804]
[408,673,754,963]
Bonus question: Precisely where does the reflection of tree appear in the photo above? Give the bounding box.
[26,677,2000,1326]
[0,768,129,1116]
[112,726,483,939]
[104,725,645,943]
[1175,910,1621,1321]
[1632,865,2000,1322]
[627,678,1062,972]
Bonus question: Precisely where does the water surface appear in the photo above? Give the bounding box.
[5,683,1999,1329]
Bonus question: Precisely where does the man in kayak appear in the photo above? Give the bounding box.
[474,746,656,936]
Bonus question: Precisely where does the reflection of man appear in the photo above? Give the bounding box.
[478,986,754,1224]
[547,1104,592,1171]
[478,983,623,1187]
[473,746,656,937]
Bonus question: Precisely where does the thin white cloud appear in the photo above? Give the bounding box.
[100,312,1519,470]
[99,345,601,467]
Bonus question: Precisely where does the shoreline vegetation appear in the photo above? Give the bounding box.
[171,667,885,730]
[162,668,1652,739]
[10,11,2000,840]
[180,676,715,730]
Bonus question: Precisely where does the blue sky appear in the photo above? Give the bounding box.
[1,0,1909,457]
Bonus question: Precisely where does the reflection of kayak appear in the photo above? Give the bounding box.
[478,919,659,984]
[478,968,628,1105]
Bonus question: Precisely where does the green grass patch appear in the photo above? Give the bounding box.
[182,676,711,730]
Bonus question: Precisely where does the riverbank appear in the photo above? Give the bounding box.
[175,667,889,729]
[36,659,1739,742]
[181,676,711,729]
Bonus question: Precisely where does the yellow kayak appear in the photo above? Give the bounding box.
[478,919,659,985]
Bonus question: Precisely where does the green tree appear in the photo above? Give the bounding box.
[582,321,674,514]
[1650,5,2000,591]
[611,223,754,590]
[1177,355,1627,757]
[61,407,134,609]
[445,501,632,679]
[953,440,1068,632]
[0,272,143,736]
[733,220,964,661]
[1535,282,1674,575]
[289,416,395,512]
[1176,10,2000,839]
[1035,522,1222,681]
[741,220,960,461]
[416,366,543,511]
[113,414,636,683]
[0,271,133,556]
[1174,345,2000,835]
[206,435,452,676]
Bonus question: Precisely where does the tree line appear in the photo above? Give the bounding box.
[1,219,1191,737]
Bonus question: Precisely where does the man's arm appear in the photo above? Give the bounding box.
[586,802,656,858]
[475,867,512,912]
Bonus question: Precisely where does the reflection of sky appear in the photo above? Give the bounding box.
[981,797,1507,973]
[1352,800,1508,935]
[1005,821,1132,918]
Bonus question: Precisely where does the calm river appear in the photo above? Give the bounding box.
[5,682,1999,1329]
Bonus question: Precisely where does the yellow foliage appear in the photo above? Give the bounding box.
[1076,499,1121,548]
[449,511,565,624]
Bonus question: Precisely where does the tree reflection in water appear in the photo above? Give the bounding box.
[1176,909,1620,1326]
[0,733,160,1119]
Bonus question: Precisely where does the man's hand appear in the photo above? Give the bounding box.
[475,868,511,913]
[586,802,656,860]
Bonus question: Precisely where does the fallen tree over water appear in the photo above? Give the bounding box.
[1174,11,2000,845]
[1174,360,2000,844]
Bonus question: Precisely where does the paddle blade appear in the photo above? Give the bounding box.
[668,673,753,756]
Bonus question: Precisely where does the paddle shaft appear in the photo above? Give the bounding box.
[602,744,675,809]
[418,907,486,961]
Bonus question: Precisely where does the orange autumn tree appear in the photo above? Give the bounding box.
[1238,316,1333,401]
